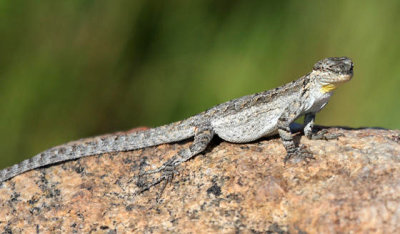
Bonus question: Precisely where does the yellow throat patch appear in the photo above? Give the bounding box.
[321,83,338,93]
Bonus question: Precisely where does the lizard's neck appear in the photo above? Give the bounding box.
[302,78,334,113]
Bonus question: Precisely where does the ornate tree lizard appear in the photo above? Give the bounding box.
[0,57,354,192]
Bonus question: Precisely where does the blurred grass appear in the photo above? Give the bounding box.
[0,0,399,168]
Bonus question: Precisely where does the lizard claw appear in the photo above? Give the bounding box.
[310,129,344,140]
[137,158,179,202]
[284,145,314,163]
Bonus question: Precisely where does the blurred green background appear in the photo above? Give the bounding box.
[1,0,399,169]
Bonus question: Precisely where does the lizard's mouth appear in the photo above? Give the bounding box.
[334,72,353,83]
[320,71,353,93]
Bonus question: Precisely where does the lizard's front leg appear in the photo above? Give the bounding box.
[303,113,315,139]
[138,126,214,199]
[304,113,343,140]
[277,103,313,162]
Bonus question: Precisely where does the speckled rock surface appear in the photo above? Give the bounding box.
[1,127,400,233]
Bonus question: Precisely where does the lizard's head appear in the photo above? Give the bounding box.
[312,57,354,93]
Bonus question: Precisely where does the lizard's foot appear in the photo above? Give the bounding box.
[284,145,314,163]
[137,158,180,202]
[310,129,344,140]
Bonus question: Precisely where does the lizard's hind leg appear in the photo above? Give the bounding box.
[137,126,214,200]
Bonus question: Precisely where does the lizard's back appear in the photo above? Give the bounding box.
[205,78,304,143]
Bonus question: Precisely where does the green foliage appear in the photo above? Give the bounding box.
[1,0,399,167]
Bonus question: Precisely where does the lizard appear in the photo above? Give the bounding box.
[0,57,354,191]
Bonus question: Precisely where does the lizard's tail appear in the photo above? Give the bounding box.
[0,117,197,183]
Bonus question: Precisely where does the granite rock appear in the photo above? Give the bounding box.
[1,127,400,233]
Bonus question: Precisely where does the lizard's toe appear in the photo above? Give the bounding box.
[311,129,344,140]
[284,145,315,164]
[136,157,180,201]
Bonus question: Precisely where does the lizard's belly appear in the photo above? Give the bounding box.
[211,107,280,143]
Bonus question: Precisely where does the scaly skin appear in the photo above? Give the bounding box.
[0,57,354,187]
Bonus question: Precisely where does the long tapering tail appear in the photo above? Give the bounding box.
[0,117,197,183]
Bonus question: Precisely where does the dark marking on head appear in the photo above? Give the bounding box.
[313,57,353,75]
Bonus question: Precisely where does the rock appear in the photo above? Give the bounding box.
[1,127,400,233]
